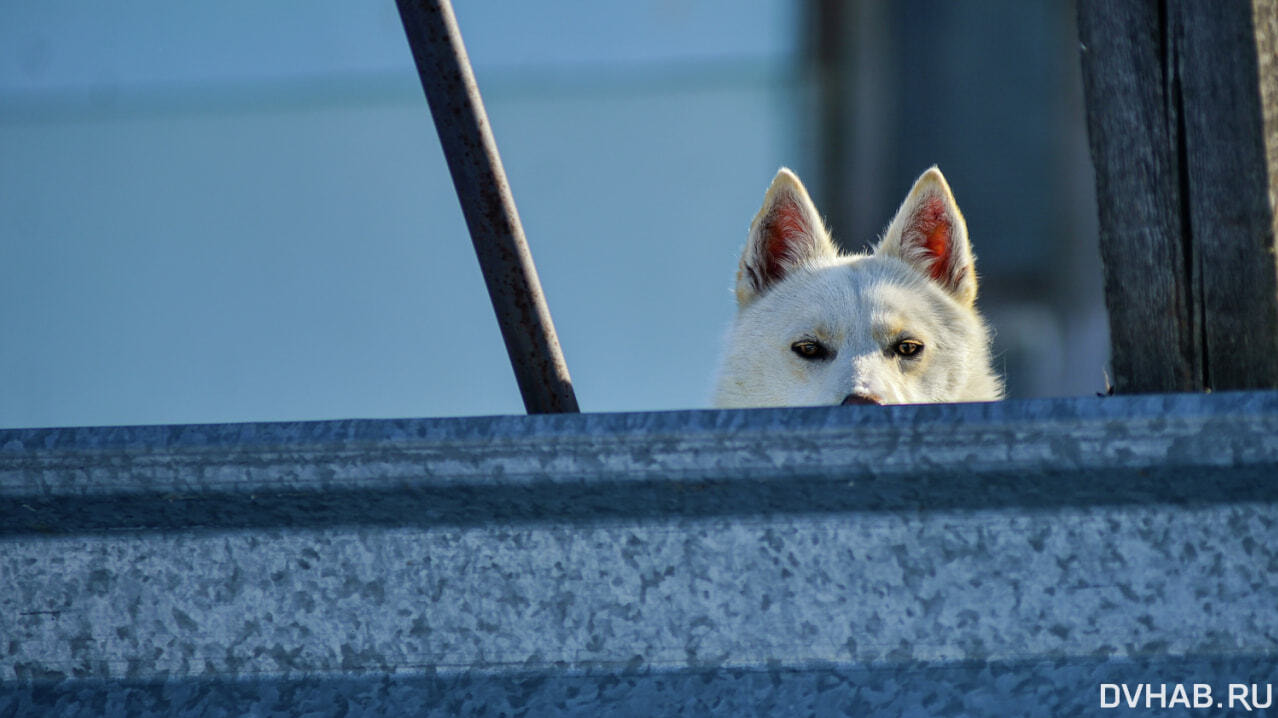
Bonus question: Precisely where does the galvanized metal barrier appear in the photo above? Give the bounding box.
[3,392,1277,715]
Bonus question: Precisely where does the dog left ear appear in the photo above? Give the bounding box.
[736,168,838,306]
[875,167,978,306]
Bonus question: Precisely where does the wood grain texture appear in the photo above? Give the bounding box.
[1256,0,1278,247]
[1177,0,1278,389]
[1078,0,1200,393]
[1078,0,1278,393]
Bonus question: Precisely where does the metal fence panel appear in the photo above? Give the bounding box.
[4,393,1277,715]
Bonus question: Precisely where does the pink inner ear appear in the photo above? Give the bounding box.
[910,195,953,283]
[762,198,809,284]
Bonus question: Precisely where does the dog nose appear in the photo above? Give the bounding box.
[841,392,882,406]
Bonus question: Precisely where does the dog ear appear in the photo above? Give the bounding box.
[875,167,977,306]
[737,168,838,306]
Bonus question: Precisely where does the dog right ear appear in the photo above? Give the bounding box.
[874,167,977,306]
[736,168,837,306]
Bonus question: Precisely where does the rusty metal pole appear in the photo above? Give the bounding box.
[396,0,580,414]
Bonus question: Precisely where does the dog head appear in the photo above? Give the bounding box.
[713,167,1003,407]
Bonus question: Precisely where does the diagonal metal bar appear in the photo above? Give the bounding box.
[396,0,579,414]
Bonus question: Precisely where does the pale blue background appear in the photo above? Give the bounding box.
[0,2,1105,429]
[1,2,804,427]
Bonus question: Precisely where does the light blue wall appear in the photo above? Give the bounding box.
[1,1,799,427]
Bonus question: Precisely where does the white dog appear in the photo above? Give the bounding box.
[714,167,1003,407]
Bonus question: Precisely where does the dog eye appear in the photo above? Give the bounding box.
[791,340,832,361]
[894,339,924,358]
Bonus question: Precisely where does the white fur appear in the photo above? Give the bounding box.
[713,167,1004,407]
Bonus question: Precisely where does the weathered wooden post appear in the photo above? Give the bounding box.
[1078,0,1278,393]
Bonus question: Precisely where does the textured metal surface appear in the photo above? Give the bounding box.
[395,0,578,414]
[3,392,1278,716]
